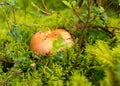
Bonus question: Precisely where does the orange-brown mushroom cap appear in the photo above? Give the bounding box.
[30,29,74,55]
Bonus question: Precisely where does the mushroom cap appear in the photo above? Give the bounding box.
[30,29,74,55]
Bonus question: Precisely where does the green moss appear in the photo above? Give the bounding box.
[0,1,120,86]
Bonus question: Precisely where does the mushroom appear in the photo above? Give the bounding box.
[30,29,74,55]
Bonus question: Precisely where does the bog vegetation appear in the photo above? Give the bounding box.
[0,0,120,86]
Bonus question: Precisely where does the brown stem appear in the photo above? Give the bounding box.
[12,6,16,24]
[90,25,120,37]
[2,7,11,30]
[6,19,11,31]
[78,0,84,8]
[79,0,91,51]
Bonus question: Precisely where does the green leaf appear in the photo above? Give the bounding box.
[8,0,16,5]
[62,0,72,8]
[52,35,64,52]
[71,0,77,7]
[117,0,120,6]
[7,24,22,42]
[55,53,64,59]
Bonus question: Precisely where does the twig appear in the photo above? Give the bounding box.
[19,23,37,28]
[0,68,22,86]
[41,0,48,11]
[6,18,11,30]
[1,1,16,30]
[107,26,120,30]
[57,13,75,28]
[79,0,91,50]
[31,2,51,15]
[90,25,120,37]
[78,0,84,8]
[39,59,49,78]
[1,6,11,30]
[72,7,85,24]
[0,74,13,86]
[12,6,16,24]
[0,57,12,63]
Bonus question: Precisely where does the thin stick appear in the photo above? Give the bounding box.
[0,69,21,86]
[39,59,49,78]
[32,2,50,15]
[1,6,11,30]
[42,0,48,11]
[107,26,120,30]
[12,6,16,24]
[6,18,11,31]
[0,73,13,86]
[72,7,85,24]
[79,0,91,51]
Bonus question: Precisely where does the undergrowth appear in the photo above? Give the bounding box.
[0,0,120,86]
